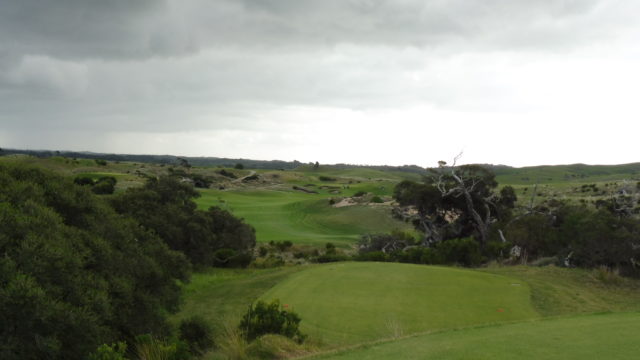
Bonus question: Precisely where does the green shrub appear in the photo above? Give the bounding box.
[74,176,95,186]
[318,176,336,182]
[437,238,482,266]
[371,196,384,203]
[315,254,349,263]
[353,191,366,197]
[325,242,336,255]
[355,251,388,262]
[239,300,306,343]
[88,343,128,360]
[92,176,117,195]
[258,246,269,257]
[179,316,214,355]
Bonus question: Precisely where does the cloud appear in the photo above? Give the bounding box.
[1,1,640,166]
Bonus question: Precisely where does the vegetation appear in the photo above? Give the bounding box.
[312,312,640,360]
[111,176,256,268]
[239,299,305,343]
[0,163,189,359]
[259,262,537,345]
[5,152,640,359]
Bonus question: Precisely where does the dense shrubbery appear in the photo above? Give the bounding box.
[239,300,306,343]
[506,201,640,274]
[0,164,190,360]
[73,175,117,194]
[179,316,215,355]
[111,176,256,268]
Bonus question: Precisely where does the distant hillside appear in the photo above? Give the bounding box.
[492,163,640,184]
[0,148,426,173]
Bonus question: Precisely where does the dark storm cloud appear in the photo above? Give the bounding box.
[0,0,617,62]
[1,0,639,156]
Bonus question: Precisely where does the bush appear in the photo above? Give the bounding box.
[217,169,237,179]
[318,176,336,182]
[92,176,117,195]
[355,251,388,262]
[315,254,349,263]
[258,246,269,257]
[179,316,214,355]
[325,242,336,254]
[436,238,482,266]
[353,191,366,197]
[87,343,127,360]
[239,300,306,343]
[370,196,384,203]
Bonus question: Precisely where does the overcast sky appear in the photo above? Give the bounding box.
[1,0,639,167]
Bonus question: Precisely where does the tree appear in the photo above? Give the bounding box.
[111,176,256,267]
[393,156,515,250]
[0,163,189,360]
[313,161,320,170]
[234,163,244,170]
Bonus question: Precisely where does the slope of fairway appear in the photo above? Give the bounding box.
[260,262,538,345]
[196,189,413,246]
[312,312,640,360]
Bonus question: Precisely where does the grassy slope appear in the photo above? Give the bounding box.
[172,263,640,359]
[260,262,538,345]
[196,188,413,246]
[169,266,306,329]
[311,312,640,360]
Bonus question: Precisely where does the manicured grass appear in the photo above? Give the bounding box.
[310,312,640,360]
[196,189,413,246]
[260,262,538,345]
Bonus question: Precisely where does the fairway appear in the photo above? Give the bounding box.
[196,189,413,246]
[312,312,640,360]
[260,262,538,345]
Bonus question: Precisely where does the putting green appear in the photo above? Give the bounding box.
[260,262,538,345]
[313,312,640,360]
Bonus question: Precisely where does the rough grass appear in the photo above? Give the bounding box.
[259,262,538,345]
[170,267,306,330]
[481,265,640,316]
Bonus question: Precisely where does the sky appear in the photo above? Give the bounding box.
[1,0,640,167]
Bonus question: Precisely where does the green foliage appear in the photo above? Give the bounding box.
[370,195,384,203]
[179,316,214,355]
[235,163,245,170]
[325,242,336,254]
[95,159,108,166]
[87,343,128,360]
[239,300,306,343]
[217,169,237,179]
[352,190,366,197]
[436,237,482,266]
[0,163,189,360]
[92,176,117,195]
[111,176,256,267]
[319,175,336,182]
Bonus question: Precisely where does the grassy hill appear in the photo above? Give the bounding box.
[259,262,537,345]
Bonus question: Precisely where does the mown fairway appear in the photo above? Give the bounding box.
[260,262,538,345]
[196,189,413,246]
[312,312,640,360]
